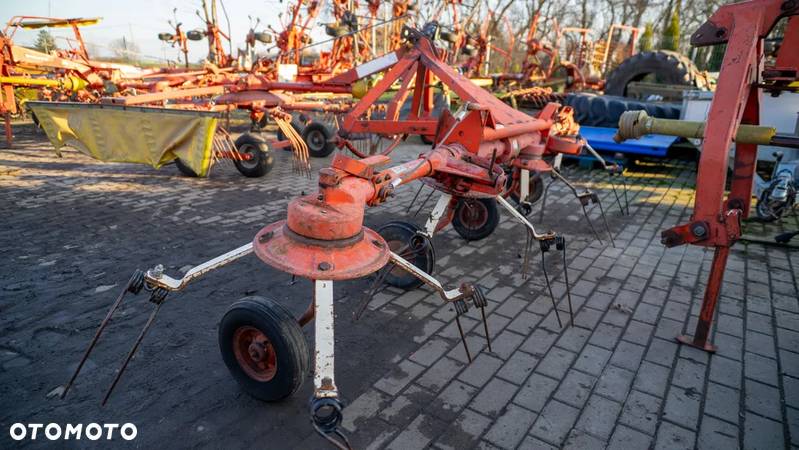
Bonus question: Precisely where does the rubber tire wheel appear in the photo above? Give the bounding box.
[604,50,709,97]
[451,198,500,241]
[419,134,434,146]
[219,296,309,402]
[174,158,200,177]
[302,122,336,158]
[377,221,435,290]
[234,133,274,178]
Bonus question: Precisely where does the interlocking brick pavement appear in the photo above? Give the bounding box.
[1,124,797,449]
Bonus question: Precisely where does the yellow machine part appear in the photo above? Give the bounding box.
[16,17,101,29]
[27,102,217,176]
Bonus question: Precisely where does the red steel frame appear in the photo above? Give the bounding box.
[665,0,798,352]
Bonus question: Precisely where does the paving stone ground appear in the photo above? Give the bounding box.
[1,124,797,449]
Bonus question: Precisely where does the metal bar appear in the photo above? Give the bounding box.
[145,243,253,291]
[496,195,554,240]
[313,280,338,398]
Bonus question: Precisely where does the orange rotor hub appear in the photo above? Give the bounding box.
[253,193,390,281]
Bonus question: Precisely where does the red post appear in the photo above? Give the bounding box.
[676,246,730,352]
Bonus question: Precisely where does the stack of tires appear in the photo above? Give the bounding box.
[565,50,710,128]
[563,93,681,128]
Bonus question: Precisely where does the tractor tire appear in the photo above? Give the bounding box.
[219,296,309,402]
[376,221,435,290]
[604,50,709,97]
[234,133,274,177]
[451,198,500,241]
[563,93,681,128]
[302,122,336,158]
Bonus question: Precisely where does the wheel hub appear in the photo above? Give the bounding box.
[460,200,488,229]
[233,326,277,381]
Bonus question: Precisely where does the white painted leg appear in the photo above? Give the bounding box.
[314,280,337,398]
[423,193,452,237]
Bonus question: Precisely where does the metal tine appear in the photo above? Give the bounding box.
[354,262,395,320]
[354,239,420,320]
[472,287,492,353]
[621,175,630,215]
[101,288,167,406]
[558,237,575,325]
[61,270,144,399]
[314,424,353,450]
[540,246,563,328]
[595,194,616,248]
[579,201,604,244]
[608,176,626,215]
[406,183,425,214]
[413,187,436,218]
[521,228,534,279]
[454,314,472,363]
[538,176,557,224]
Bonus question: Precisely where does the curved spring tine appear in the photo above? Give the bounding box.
[538,176,557,224]
[313,424,353,450]
[596,195,615,248]
[413,187,436,218]
[454,314,472,363]
[354,262,395,320]
[621,175,630,215]
[580,202,604,244]
[609,176,625,215]
[406,183,425,214]
[540,248,563,328]
[559,238,575,325]
[473,287,492,353]
[101,289,167,406]
[61,270,144,399]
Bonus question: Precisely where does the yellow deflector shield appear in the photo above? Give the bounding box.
[28,102,217,176]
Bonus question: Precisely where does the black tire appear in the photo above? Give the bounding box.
[302,122,336,158]
[419,134,434,146]
[563,93,681,128]
[376,221,435,290]
[451,198,500,241]
[219,296,309,402]
[234,133,274,177]
[604,50,709,97]
[174,158,200,177]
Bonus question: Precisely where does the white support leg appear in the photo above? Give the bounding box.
[314,280,337,398]
[423,193,453,237]
[520,168,530,204]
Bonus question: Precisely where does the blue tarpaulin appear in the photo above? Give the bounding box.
[580,126,678,157]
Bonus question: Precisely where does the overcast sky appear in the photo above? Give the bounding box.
[4,0,333,63]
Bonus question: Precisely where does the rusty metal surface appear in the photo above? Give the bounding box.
[253,220,390,281]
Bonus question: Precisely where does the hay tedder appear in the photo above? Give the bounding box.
[57,24,634,447]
